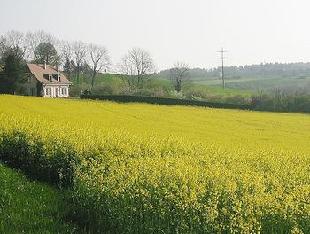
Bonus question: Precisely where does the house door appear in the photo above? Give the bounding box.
[55,88,59,97]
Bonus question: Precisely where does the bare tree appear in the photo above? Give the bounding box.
[87,43,110,90]
[118,54,136,88]
[5,31,24,47]
[25,30,55,61]
[61,41,73,62]
[60,41,74,77]
[169,62,190,92]
[0,36,6,58]
[0,31,27,57]
[72,41,87,84]
[119,48,155,89]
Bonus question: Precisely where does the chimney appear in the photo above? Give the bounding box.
[57,66,60,82]
[44,61,47,69]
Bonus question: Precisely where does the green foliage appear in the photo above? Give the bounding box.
[0,163,77,233]
[253,90,310,113]
[34,42,59,65]
[182,83,252,104]
[0,130,78,187]
[63,58,75,77]
[73,74,310,113]
[70,73,172,97]
[0,46,27,94]
[71,73,252,106]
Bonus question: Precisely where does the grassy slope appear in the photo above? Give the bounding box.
[193,75,310,92]
[69,72,310,99]
[183,82,253,97]
[71,73,253,99]
[0,163,77,233]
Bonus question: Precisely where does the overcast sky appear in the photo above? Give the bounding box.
[1,0,310,70]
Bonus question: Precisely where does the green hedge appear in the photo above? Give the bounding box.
[252,94,310,113]
[0,130,78,187]
[80,94,254,110]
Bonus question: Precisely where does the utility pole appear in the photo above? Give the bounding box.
[217,48,227,89]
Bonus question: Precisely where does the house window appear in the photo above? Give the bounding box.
[43,74,49,80]
[61,87,67,95]
[45,88,51,96]
[52,74,60,81]
[43,74,52,82]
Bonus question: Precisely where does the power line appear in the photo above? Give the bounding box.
[217,48,228,89]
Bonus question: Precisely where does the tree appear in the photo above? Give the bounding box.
[0,46,26,94]
[60,41,74,78]
[60,41,73,64]
[169,62,190,92]
[34,42,59,65]
[25,30,55,61]
[119,48,155,89]
[0,31,27,59]
[63,58,75,78]
[87,43,110,90]
[0,37,6,63]
[72,41,87,84]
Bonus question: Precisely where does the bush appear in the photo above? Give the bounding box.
[92,85,116,95]
[252,91,310,113]
[80,94,254,110]
[0,130,78,187]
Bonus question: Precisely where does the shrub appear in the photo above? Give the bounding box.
[80,94,253,110]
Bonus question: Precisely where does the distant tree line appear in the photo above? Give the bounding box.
[160,62,310,80]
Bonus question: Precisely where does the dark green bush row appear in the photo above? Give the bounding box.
[80,93,310,113]
[0,130,78,187]
[81,94,254,110]
[252,93,310,113]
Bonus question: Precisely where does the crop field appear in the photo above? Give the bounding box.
[0,95,309,233]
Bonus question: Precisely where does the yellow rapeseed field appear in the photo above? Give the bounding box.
[0,95,309,233]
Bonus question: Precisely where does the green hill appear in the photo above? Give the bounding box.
[159,63,310,93]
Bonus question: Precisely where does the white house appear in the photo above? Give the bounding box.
[26,63,72,98]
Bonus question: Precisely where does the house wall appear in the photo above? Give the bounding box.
[43,85,70,98]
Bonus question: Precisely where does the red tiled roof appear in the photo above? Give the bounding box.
[27,64,71,85]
